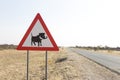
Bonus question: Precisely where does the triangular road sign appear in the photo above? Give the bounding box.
[17,13,59,51]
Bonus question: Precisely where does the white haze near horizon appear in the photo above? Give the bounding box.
[0,0,120,47]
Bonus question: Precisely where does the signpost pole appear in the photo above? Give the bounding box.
[45,51,48,80]
[27,50,29,80]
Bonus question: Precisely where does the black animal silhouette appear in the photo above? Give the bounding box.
[31,33,47,46]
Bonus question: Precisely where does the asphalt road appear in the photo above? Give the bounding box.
[70,48,120,74]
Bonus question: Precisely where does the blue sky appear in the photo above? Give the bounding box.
[0,0,120,47]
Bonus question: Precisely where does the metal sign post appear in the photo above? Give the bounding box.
[27,50,29,80]
[45,51,48,80]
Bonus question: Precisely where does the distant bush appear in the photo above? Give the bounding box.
[0,44,17,50]
[73,45,120,51]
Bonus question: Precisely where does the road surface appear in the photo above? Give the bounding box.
[70,48,120,74]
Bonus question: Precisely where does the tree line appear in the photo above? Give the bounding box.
[75,45,120,51]
[0,44,17,50]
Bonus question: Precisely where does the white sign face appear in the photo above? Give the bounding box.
[22,20,53,47]
[17,13,59,51]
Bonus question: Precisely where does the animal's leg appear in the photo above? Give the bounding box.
[38,42,39,46]
[41,43,42,46]
[39,40,42,46]
[33,42,36,45]
[40,42,42,46]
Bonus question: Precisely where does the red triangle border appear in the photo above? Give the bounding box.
[17,13,59,51]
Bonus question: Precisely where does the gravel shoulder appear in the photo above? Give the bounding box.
[49,48,120,80]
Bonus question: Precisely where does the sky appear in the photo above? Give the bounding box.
[0,0,120,47]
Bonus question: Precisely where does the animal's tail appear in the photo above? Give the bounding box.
[31,33,33,37]
[31,33,33,46]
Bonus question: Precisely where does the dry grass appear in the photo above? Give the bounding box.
[0,48,120,80]
[0,48,67,80]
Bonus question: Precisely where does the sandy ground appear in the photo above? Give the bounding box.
[0,48,120,80]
